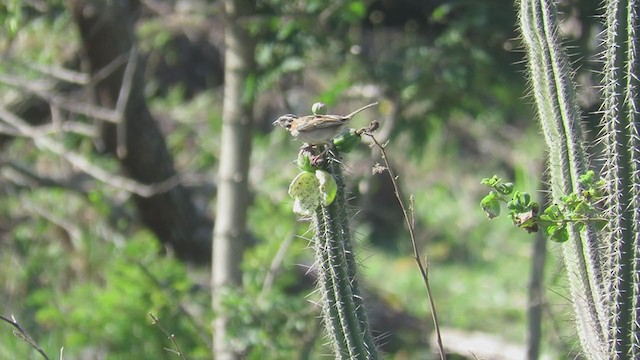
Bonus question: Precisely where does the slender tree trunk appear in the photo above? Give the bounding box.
[67,0,212,263]
[211,0,256,358]
[527,223,546,360]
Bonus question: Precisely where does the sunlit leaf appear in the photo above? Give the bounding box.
[481,192,500,219]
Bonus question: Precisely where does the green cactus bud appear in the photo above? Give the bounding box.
[297,150,317,172]
[312,102,327,115]
[333,128,361,152]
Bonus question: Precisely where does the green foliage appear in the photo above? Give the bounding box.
[241,196,331,358]
[359,1,526,154]
[481,172,605,242]
[0,0,22,37]
[254,0,369,91]
[26,233,209,359]
[216,287,316,359]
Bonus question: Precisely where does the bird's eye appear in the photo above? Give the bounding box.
[281,115,296,128]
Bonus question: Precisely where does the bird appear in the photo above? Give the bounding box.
[273,102,378,145]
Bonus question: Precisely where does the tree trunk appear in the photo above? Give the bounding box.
[67,0,211,263]
[211,0,256,358]
[526,222,546,360]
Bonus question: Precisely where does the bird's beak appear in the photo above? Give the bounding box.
[272,119,279,126]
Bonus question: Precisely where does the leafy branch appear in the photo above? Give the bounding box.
[480,171,606,242]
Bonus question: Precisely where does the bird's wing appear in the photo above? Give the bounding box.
[294,115,346,131]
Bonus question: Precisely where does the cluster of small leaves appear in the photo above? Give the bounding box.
[481,176,539,233]
[481,171,605,242]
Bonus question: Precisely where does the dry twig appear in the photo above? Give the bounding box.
[0,105,181,197]
[0,314,50,360]
[362,126,446,360]
[149,313,188,360]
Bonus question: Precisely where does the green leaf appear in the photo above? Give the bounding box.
[431,4,452,22]
[481,175,500,187]
[578,170,595,186]
[549,227,569,243]
[543,204,562,218]
[508,191,531,212]
[348,2,366,18]
[496,182,514,195]
[544,221,569,242]
[481,192,501,219]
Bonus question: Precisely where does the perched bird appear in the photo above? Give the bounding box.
[273,102,378,144]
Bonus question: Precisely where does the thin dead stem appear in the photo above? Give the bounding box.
[149,313,188,360]
[138,263,212,351]
[260,223,298,297]
[0,314,50,360]
[363,130,446,360]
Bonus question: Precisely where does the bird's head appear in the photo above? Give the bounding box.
[273,114,297,130]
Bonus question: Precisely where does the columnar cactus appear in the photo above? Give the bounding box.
[519,0,639,358]
[601,1,640,357]
[311,154,379,359]
[284,104,380,359]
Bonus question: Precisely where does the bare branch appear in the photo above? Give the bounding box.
[0,314,50,360]
[139,264,211,351]
[363,128,446,360]
[87,52,130,88]
[114,46,138,158]
[260,224,298,297]
[149,314,188,360]
[0,106,180,197]
[24,199,84,246]
[0,74,121,123]
[0,159,92,193]
[25,63,90,85]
